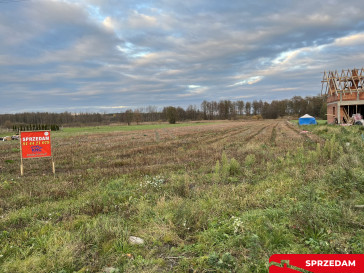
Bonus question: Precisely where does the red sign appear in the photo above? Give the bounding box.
[20,131,52,159]
[269,254,364,273]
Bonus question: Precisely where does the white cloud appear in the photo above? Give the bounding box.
[1,0,364,113]
[178,85,208,97]
[334,32,364,47]
[128,10,158,28]
[270,87,299,92]
[103,16,116,30]
[229,76,264,87]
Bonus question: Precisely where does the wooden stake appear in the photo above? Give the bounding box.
[52,159,55,176]
[50,129,55,176]
[20,158,24,176]
[20,131,24,176]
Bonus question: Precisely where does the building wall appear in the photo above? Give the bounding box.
[327,103,337,124]
[327,93,339,103]
[342,92,357,101]
[328,91,364,103]
[327,91,364,123]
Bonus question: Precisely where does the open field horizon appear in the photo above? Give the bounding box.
[0,120,363,272]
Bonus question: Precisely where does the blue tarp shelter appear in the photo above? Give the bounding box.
[299,114,317,125]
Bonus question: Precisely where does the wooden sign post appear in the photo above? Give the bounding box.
[20,130,55,176]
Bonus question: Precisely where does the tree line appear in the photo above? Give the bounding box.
[12,124,60,132]
[0,95,326,127]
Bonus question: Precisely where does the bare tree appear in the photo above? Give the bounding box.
[124,109,133,125]
[245,102,251,116]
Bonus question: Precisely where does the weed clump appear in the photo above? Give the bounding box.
[207,252,236,271]
[213,152,241,183]
[321,134,343,161]
[140,175,165,190]
[244,154,256,167]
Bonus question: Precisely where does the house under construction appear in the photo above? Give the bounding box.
[322,68,364,124]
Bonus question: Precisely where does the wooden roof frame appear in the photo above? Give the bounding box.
[321,68,364,96]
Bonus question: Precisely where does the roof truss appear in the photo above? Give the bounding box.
[321,68,364,95]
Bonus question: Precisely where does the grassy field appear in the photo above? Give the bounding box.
[0,120,363,272]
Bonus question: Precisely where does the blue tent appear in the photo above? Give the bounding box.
[299,114,317,125]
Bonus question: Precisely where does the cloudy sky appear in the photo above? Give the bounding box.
[1,0,364,113]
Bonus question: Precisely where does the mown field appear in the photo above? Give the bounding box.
[0,120,363,272]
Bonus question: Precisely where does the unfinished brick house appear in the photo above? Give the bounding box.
[322,68,364,124]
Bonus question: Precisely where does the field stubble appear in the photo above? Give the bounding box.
[0,120,363,272]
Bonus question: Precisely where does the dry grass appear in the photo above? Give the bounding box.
[0,120,363,272]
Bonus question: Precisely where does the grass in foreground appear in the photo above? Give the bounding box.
[0,120,363,272]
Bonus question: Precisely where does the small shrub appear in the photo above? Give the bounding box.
[244,154,256,167]
[221,152,228,167]
[213,152,241,182]
[229,158,240,176]
[207,252,236,270]
[323,134,343,161]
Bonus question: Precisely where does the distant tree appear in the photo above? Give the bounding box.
[201,101,208,120]
[133,109,142,125]
[145,105,159,122]
[229,101,237,120]
[252,100,263,115]
[3,120,12,129]
[212,101,218,119]
[124,109,133,125]
[176,107,186,121]
[276,100,288,117]
[319,95,327,119]
[288,96,305,116]
[261,102,270,118]
[186,105,198,120]
[217,100,229,119]
[245,102,251,116]
[164,106,178,124]
[237,100,244,116]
